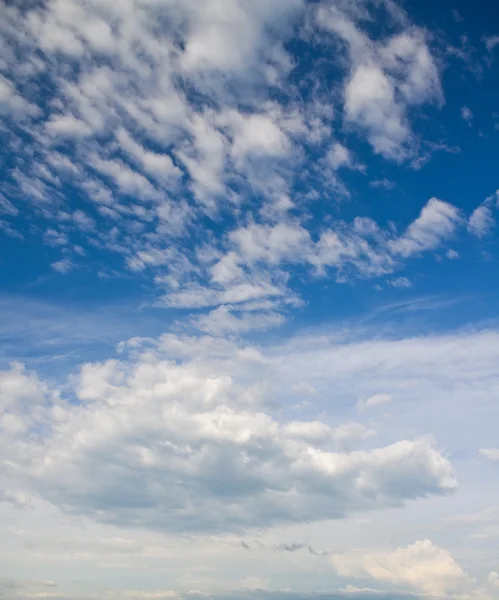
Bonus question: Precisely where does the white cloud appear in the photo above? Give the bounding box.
[317,7,442,161]
[0,0,471,301]
[480,448,499,462]
[389,198,462,257]
[0,193,19,216]
[2,323,499,595]
[45,114,93,137]
[116,129,182,184]
[0,2,498,597]
[344,63,410,160]
[51,259,73,274]
[194,305,286,334]
[90,156,161,201]
[468,204,495,238]
[175,113,227,205]
[370,179,395,190]
[230,222,311,266]
[359,394,393,411]
[484,35,499,52]
[72,210,95,232]
[0,73,41,119]
[162,281,285,310]
[0,362,47,414]
[225,197,463,290]
[461,106,473,123]
[0,339,456,534]
[44,229,68,247]
[331,539,472,596]
[326,143,354,170]
[387,277,412,288]
[177,0,304,75]
[221,110,290,163]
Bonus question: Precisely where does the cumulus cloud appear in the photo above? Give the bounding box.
[331,539,473,596]
[0,338,456,534]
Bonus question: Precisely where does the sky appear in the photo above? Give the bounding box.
[1,0,499,599]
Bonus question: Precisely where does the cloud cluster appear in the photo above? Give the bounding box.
[174,196,464,331]
[2,323,499,598]
[1,0,494,336]
[0,1,460,320]
[0,333,457,534]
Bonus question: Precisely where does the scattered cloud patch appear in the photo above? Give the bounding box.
[468,203,496,238]
[387,277,412,288]
[461,106,473,124]
[370,179,395,190]
[358,393,393,411]
[51,259,73,274]
[480,448,499,462]
[331,539,473,597]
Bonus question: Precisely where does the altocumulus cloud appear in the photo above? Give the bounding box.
[0,0,492,335]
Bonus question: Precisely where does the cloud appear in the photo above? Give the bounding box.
[161,282,286,310]
[116,129,182,184]
[45,114,93,137]
[72,210,96,233]
[331,539,472,596]
[0,338,456,534]
[484,35,499,52]
[0,0,454,285]
[317,6,442,161]
[89,156,161,201]
[51,259,74,274]
[326,143,356,170]
[387,277,412,288]
[479,448,499,462]
[0,193,19,216]
[370,179,395,190]
[468,204,495,238]
[3,323,499,596]
[0,73,41,119]
[44,229,69,248]
[358,394,393,411]
[194,305,286,335]
[461,106,473,123]
[221,109,291,163]
[225,197,463,289]
[0,2,498,596]
[389,198,462,257]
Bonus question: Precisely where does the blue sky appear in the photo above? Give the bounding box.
[1,1,499,599]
